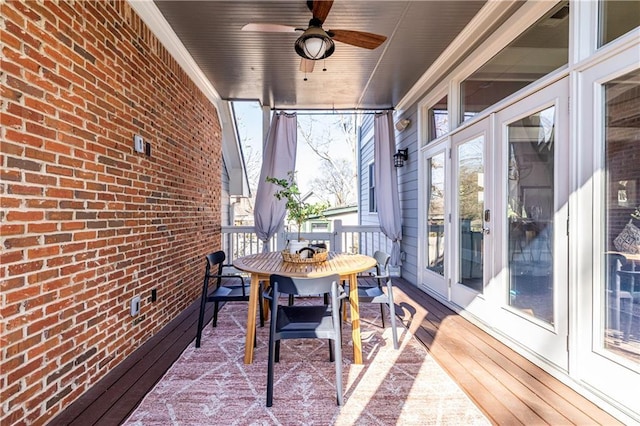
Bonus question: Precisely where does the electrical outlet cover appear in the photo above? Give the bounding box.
[130,296,141,316]
[133,135,144,153]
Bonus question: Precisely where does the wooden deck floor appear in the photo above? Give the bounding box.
[51,278,621,425]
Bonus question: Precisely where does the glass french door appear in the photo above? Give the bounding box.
[577,42,640,418]
[495,78,569,369]
[421,142,448,298]
[450,118,492,312]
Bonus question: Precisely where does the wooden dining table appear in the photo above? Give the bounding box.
[233,251,377,365]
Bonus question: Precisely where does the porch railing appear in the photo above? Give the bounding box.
[221,219,394,264]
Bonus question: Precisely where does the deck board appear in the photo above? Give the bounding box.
[51,278,621,425]
[392,281,621,426]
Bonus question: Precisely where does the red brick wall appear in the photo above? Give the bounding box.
[1,1,222,424]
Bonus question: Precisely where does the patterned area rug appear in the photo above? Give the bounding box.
[124,299,489,425]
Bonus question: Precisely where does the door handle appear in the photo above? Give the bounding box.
[482,227,490,235]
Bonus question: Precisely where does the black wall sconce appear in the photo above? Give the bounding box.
[394,148,408,168]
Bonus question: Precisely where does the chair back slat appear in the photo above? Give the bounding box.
[270,274,339,297]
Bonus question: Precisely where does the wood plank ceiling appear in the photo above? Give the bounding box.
[152,0,500,110]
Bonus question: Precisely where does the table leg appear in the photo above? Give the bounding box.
[262,280,270,321]
[348,272,363,364]
[244,274,259,364]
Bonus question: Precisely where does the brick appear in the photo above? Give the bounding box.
[25,199,58,209]
[0,328,25,348]
[25,173,57,186]
[6,75,44,99]
[0,380,23,405]
[2,45,41,75]
[6,157,42,172]
[0,224,26,236]
[26,95,58,118]
[0,109,23,128]
[7,103,44,124]
[6,211,44,222]
[27,268,59,285]
[24,44,57,70]
[8,260,45,276]
[1,0,224,423]
[27,223,58,234]
[4,236,40,249]
[46,211,73,221]
[4,333,42,358]
[45,385,72,410]
[8,358,44,384]
[45,165,74,177]
[7,184,44,196]
[46,361,74,386]
[41,68,72,90]
[25,122,57,141]
[24,382,56,411]
[28,245,60,259]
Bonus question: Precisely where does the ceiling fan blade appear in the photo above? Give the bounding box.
[241,23,297,33]
[300,58,315,73]
[309,0,334,24]
[329,29,387,50]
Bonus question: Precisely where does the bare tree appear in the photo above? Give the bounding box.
[298,115,357,206]
[309,158,356,205]
[241,144,262,212]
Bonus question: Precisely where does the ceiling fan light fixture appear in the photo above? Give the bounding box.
[295,26,335,60]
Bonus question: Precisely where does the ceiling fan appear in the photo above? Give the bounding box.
[242,0,387,74]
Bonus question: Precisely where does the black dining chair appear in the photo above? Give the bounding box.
[345,250,399,349]
[195,250,263,348]
[265,273,346,407]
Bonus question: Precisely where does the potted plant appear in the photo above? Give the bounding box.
[266,171,328,254]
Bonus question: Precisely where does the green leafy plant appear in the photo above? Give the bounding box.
[266,171,328,241]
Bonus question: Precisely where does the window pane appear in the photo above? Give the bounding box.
[458,137,484,292]
[599,0,640,47]
[507,107,555,324]
[461,2,569,122]
[369,163,377,212]
[603,68,640,363]
[428,96,448,141]
[427,153,446,275]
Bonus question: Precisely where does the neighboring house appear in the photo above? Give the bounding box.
[221,104,251,227]
[359,1,639,421]
[303,204,358,233]
[229,196,255,226]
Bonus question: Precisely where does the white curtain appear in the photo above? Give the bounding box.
[253,112,297,252]
[374,111,403,266]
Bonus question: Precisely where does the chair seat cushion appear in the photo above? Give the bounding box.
[344,285,387,303]
[276,305,336,337]
[208,285,250,300]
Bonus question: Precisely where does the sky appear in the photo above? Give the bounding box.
[232,101,356,195]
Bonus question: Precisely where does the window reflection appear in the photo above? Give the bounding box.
[599,0,640,47]
[603,68,640,364]
[507,107,555,324]
[458,137,484,292]
[428,96,448,142]
[461,2,569,122]
[427,153,445,276]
